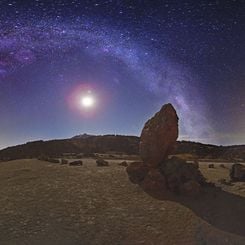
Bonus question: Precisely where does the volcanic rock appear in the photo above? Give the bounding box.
[140,169,167,193]
[61,159,68,165]
[160,157,206,193]
[119,161,128,167]
[69,160,83,166]
[126,103,208,198]
[139,103,178,168]
[96,158,109,167]
[126,162,149,184]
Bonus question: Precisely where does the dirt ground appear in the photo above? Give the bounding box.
[0,159,244,245]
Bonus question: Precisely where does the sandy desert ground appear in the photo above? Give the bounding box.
[0,158,245,245]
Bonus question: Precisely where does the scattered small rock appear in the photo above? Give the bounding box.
[61,159,68,165]
[119,161,128,167]
[69,160,83,166]
[96,158,109,167]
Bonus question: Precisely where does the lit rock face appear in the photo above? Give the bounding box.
[139,103,178,168]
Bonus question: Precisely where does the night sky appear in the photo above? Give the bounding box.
[0,0,244,149]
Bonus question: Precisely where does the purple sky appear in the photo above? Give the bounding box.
[0,0,244,149]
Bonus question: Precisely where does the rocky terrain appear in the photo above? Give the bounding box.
[0,158,245,245]
[0,103,244,244]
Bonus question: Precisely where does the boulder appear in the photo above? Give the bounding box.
[119,161,128,167]
[61,159,68,165]
[69,160,83,166]
[139,103,178,168]
[96,158,109,167]
[230,163,245,181]
[208,164,214,168]
[160,157,206,194]
[126,162,149,184]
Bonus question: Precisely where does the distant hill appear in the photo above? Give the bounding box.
[175,141,245,160]
[71,133,95,139]
[0,135,139,161]
[0,135,244,161]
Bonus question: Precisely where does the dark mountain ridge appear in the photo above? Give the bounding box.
[0,135,139,161]
[0,135,244,161]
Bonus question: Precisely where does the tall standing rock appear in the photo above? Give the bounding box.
[127,103,208,197]
[139,103,178,168]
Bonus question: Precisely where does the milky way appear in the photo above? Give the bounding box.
[0,0,244,148]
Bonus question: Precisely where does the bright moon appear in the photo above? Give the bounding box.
[80,95,95,108]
